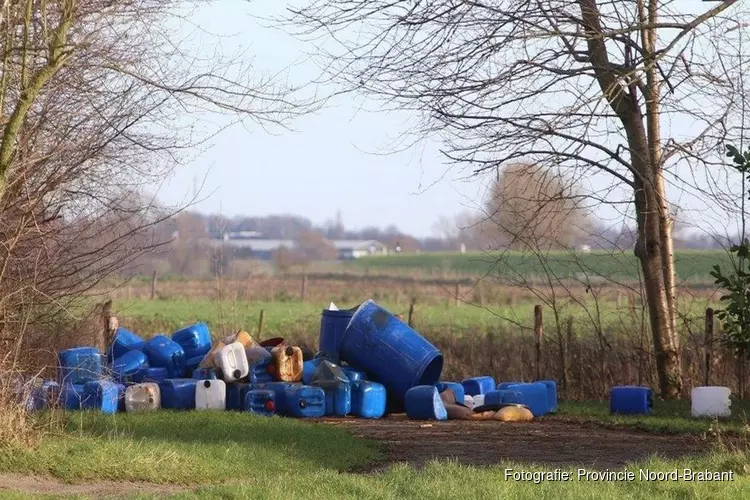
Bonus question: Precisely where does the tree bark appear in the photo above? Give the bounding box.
[579,0,683,398]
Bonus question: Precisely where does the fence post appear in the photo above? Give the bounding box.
[408,297,416,327]
[301,274,308,302]
[150,270,157,300]
[257,309,265,338]
[454,282,460,306]
[534,304,543,380]
[705,307,714,386]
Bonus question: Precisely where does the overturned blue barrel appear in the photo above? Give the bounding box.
[405,385,447,421]
[319,306,358,362]
[112,350,149,384]
[340,300,443,402]
[57,347,103,385]
[538,380,558,413]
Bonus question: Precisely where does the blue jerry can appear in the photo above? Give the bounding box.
[351,381,386,419]
[158,379,197,410]
[83,380,119,414]
[245,389,277,416]
[57,347,103,385]
[171,322,212,359]
[284,385,326,418]
[405,385,447,421]
[144,335,187,378]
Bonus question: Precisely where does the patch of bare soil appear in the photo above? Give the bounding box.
[0,473,188,498]
[318,415,725,472]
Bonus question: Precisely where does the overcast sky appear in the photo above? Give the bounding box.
[154,1,744,239]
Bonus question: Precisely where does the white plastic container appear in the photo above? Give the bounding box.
[214,341,249,383]
[195,379,226,410]
[691,386,731,418]
[463,395,474,409]
[124,383,160,412]
[472,394,485,408]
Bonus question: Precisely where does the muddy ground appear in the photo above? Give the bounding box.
[0,417,732,497]
[320,415,726,472]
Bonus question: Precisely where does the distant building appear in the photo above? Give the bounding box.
[207,234,387,261]
[331,240,388,260]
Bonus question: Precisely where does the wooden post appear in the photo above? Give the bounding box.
[300,274,308,302]
[534,304,543,380]
[454,282,460,306]
[150,270,157,300]
[257,309,265,338]
[408,298,416,327]
[705,307,714,386]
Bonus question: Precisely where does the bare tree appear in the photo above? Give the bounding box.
[482,163,593,250]
[288,0,748,398]
[0,1,312,348]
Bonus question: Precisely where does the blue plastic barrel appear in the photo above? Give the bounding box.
[133,366,168,383]
[319,306,357,361]
[461,376,495,397]
[499,383,549,417]
[83,380,119,414]
[109,328,146,362]
[538,380,558,413]
[57,347,103,385]
[245,389,277,416]
[144,335,186,378]
[351,381,386,419]
[435,381,465,403]
[405,385,448,420]
[484,389,524,406]
[226,383,251,411]
[610,386,652,415]
[340,300,443,402]
[112,350,149,384]
[158,379,197,410]
[284,385,326,418]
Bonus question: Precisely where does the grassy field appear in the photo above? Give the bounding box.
[344,250,732,283]
[1,406,748,499]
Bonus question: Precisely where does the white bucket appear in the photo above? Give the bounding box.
[691,386,731,418]
[195,379,226,410]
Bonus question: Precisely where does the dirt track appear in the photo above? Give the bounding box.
[320,415,720,472]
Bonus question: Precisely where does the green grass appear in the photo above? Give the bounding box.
[558,400,750,435]
[1,408,749,499]
[346,249,733,283]
[115,296,714,340]
[0,411,378,484]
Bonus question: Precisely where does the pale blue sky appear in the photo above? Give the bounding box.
[155,1,744,239]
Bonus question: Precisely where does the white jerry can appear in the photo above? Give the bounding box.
[213,342,249,383]
[195,379,227,410]
[125,383,160,412]
[691,386,731,418]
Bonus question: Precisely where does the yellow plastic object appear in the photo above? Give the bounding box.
[198,341,225,369]
[271,345,304,382]
[494,405,534,422]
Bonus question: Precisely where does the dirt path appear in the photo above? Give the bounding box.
[0,473,188,498]
[319,415,721,472]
